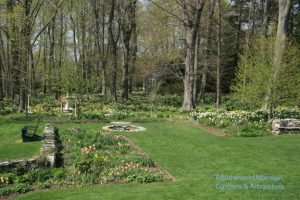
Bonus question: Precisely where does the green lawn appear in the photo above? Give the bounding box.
[0,118,44,161]
[8,120,300,200]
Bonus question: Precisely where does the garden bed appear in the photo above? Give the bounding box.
[0,126,172,198]
[191,107,300,137]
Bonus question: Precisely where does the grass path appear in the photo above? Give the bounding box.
[14,121,300,200]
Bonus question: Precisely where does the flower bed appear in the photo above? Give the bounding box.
[0,127,169,198]
[191,107,300,137]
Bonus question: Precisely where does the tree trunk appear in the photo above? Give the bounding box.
[233,1,243,68]
[70,15,78,65]
[112,47,118,102]
[101,4,107,96]
[129,12,137,96]
[121,0,137,102]
[48,17,56,92]
[261,0,271,36]
[91,0,103,96]
[23,0,33,117]
[181,0,205,110]
[43,30,48,94]
[80,7,88,95]
[182,28,196,109]
[122,40,130,102]
[245,0,255,48]
[108,0,119,102]
[0,57,3,100]
[0,32,5,100]
[199,0,215,102]
[264,0,292,119]
[216,0,222,109]
[192,34,199,104]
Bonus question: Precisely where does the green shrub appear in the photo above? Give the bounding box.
[52,168,67,180]
[237,125,271,137]
[74,157,93,174]
[0,98,18,115]
[0,184,32,197]
[18,169,53,184]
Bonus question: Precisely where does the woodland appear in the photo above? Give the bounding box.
[0,0,298,115]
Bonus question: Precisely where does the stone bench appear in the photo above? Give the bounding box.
[272,119,300,135]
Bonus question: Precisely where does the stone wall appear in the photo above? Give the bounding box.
[0,157,40,173]
[40,124,58,167]
[0,124,59,173]
[272,119,300,135]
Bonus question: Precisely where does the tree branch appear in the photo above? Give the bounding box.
[32,0,64,46]
[146,0,187,25]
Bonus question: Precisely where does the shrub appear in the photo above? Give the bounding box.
[74,157,93,174]
[0,184,32,197]
[0,98,18,115]
[52,168,67,180]
[236,125,270,137]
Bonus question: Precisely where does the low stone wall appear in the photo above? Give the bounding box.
[40,124,58,167]
[272,119,300,135]
[0,124,59,173]
[0,157,40,173]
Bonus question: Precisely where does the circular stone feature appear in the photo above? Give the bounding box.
[102,122,146,132]
[111,121,131,125]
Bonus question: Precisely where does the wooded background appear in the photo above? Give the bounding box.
[0,0,299,111]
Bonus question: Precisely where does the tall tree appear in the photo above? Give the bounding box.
[179,0,206,109]
[264,0,292,118]
[108,0,120,102]
[120,0,137,102]
[199,0,216,102]
[216,0,222,109]
[129,5,137,96]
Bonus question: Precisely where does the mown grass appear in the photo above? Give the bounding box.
[0,117,44,161]
[1,119,299,199]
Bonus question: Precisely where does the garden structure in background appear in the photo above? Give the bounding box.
[60,96,78,115]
